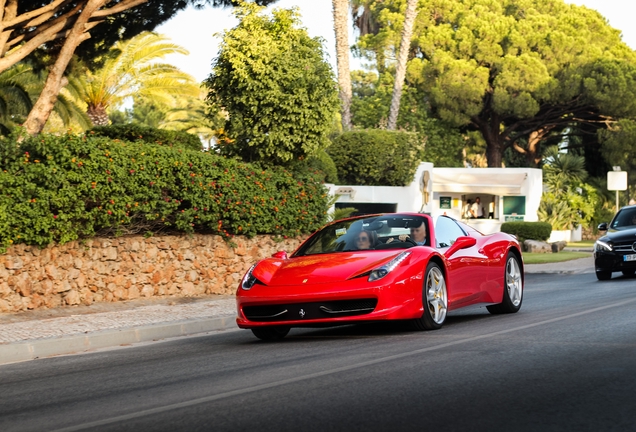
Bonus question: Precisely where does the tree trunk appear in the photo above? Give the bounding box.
[387,0,417,130]
[23,0,106,136]
[485,139,504,167]
[0,0,18,57]
[475,114,505,167]
[87,103,110,126]
[332,0,352,131]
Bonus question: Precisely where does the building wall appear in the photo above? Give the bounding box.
[328,164,543,235]
[326,162,434,215]
[0,234,305,313]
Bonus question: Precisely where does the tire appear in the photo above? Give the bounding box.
[621,270,635,277]
[412,261,447,330]
[251,326,290,341]
[487,252,523,315]
[596,270,612,281]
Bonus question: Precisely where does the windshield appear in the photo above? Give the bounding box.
[610,208,636,229]
[293,214,430,257]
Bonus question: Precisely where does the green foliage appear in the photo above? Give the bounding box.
[90,124,203,152]
[539,147,599,230]
[0,132,328,252]
[357,0,636,167]
[350,70,464,167]
[328,129,420,186]
[598,118,636,185]
[23,1,280,70]
[305,149,339,184]
[325,194,357,222]
[500,222,552,243]
[204,3,339,166]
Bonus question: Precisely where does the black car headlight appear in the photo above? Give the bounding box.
[594,240,613,252]
[369,251,411,282]
[241,264,259,290]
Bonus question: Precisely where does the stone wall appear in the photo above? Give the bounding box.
[0,234,305,313]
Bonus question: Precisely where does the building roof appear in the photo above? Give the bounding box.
[432,168,534,195]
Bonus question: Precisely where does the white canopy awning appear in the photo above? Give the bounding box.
[432,170,528,195]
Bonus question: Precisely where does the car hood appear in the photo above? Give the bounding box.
[252,250,407,286]
[599,227,636,244]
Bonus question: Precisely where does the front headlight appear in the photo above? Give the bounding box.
[594,240,613,252]
[368,251,411,282]
[241,264,258,290]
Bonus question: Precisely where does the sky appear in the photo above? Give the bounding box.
[156,0,636,83]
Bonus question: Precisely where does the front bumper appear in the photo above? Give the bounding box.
[236,274,423,329]
[594,251,636,272]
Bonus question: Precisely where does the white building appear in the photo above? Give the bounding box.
[327,163,543,235]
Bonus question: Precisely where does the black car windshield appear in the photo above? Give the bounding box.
[293,214,430,257]
[610,208,636,229]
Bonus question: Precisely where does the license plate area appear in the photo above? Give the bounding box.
[623,254,636,262]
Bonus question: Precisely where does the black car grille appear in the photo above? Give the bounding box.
[243,299,378,322]
[613,241,636,253]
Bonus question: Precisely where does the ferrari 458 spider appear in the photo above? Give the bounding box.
[236,213,524,340]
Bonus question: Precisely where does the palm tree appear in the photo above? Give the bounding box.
[332,0,353,131]
[0,64,34,134]
[80,32,200,126]
[387,0,418,130]
[0,63,89,135]
[161,93,219,148]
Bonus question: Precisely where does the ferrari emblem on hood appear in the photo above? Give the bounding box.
[303,279,308,283]
[299,309,306,318]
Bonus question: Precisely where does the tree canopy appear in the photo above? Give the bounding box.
[204,2,339,166]
[0,0,279,135]
[356,0,636,167]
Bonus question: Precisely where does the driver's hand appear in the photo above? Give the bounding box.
[398,234,409,242]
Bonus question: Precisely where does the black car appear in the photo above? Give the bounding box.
[594,205,636,280]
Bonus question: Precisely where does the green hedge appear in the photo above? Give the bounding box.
[90,124,203,152]
[500,221,552,243]
[327,130,421,186]
[0,133,328,252]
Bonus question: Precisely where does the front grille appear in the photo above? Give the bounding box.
[613,241,636,253]
[243,299,378,322]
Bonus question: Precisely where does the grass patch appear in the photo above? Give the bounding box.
[566,240,596,248]
[524,251,591,264]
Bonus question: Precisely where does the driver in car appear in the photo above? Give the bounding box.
[386,221,427,246]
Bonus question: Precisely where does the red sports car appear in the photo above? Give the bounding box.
[236,213,524,340]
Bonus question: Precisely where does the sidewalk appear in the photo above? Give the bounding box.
[0,256,594,365]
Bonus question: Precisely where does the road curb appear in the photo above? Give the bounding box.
[0,315,237,366]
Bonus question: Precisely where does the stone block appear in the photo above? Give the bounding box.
[524,240,551,253]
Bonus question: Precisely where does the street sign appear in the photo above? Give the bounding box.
[607,171,627,191]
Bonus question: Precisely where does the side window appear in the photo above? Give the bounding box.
[434,216,466,248]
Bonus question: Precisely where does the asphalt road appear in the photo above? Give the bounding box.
[1,272,636,432]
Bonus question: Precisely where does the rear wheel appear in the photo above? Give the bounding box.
[596,270,612,281]
[487,252,523,314]
[251,326,290,341]
[412,262,447,330]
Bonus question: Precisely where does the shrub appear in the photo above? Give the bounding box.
[327,130,421,186]
[90,124,203,152]
[305,149,338,183]
[500,221,552,243]
[0,132,328,252]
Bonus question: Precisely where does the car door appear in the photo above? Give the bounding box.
[434,216,489,307]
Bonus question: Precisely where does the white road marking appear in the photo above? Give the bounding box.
[52,296,636,432]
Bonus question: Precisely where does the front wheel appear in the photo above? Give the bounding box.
[251,326,290,341]
[487,252,523,314]
[412,262,447,330]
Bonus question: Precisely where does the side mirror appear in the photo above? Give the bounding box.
[272,251,288,259]
[444,236,477,258]
[597,223,608,231]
